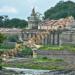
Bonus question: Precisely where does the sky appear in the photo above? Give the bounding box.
[0,0,75,20]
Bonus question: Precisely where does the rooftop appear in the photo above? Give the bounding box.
[39,16,75,27]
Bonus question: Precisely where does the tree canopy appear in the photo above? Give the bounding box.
[0,15,28,28]
[0,33,6,43]
[44,1,75,19]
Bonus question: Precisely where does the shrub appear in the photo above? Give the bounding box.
[20,46,33,57]
[42,57,48,60]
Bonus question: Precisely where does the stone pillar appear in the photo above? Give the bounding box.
[21,32,24,40]
[54,33,57,45]
[26,33,29,40]
[55,32,60,45]
[35,33,37,44]
[25,33,27,38]
[23,33,27,41]
[51,33,53,45]
[31,33,33,38]
[47,34,49,45]
[57,32,60,45]
[41,36,44,45]
[49,32,51,45]
[69,32,73,42]
[44,36,48,45]
[52,32,55,45]
[29,33,31,38]
[39,35,43,45]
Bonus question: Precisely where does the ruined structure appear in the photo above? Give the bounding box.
[22,29,62,46]
[23,12,75,46]
[1,9,75,58]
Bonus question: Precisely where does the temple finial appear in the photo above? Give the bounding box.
[31,7,36,16]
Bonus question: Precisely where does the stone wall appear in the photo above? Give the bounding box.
[61,30,75,45]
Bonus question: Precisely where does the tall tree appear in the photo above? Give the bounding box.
[0,16,4,27]
[44,1,75,19]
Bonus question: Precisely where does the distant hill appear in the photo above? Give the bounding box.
[44,1,75,19]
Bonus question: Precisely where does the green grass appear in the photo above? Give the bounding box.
[39,45,64,50]
[3,63,64,70]
[38,45,75,52]
[34,58,64,63]
[3,58,65,70]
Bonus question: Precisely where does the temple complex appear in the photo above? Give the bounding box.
[22,8,75,46]
[0,8,75,46]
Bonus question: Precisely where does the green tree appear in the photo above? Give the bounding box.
[44,1,75,19]
[0,33,6,43]
[8,18,28,28]
[0,15,28,28]
[0,16,4,27]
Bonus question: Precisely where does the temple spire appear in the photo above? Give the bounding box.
[31,8,36,16]
[28,7,41,29]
